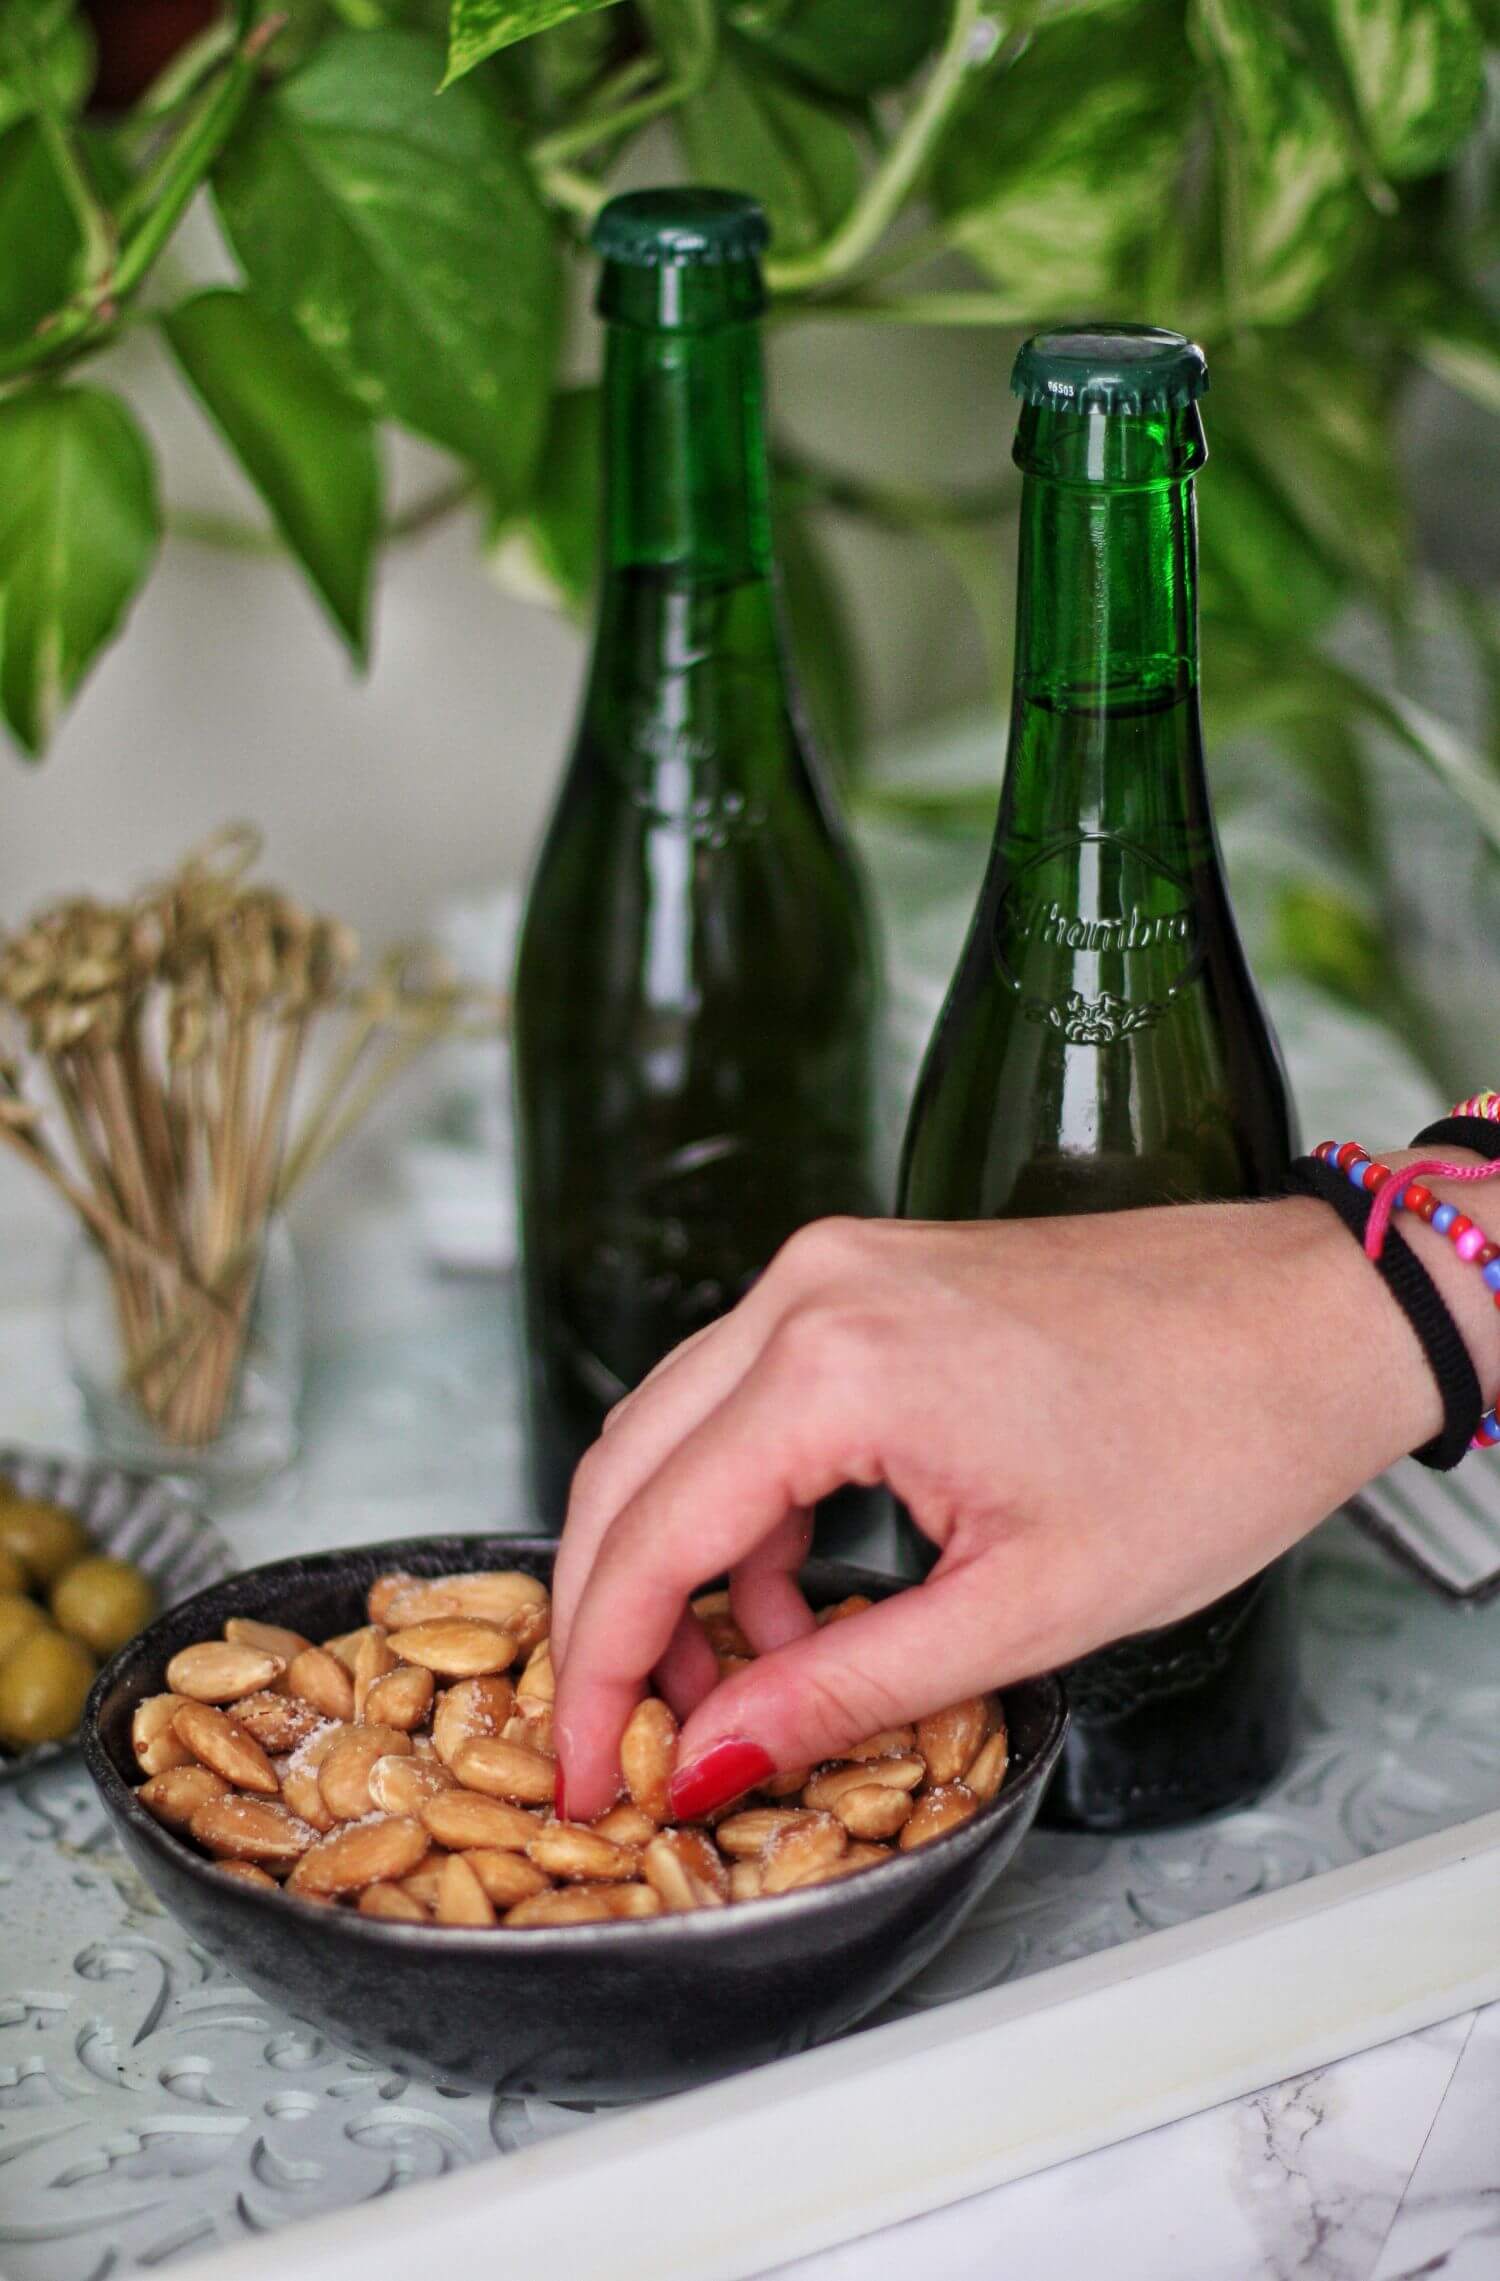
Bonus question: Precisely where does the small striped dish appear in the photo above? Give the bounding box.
[0,1447,233,1776]
[1354,1459,1500,1603]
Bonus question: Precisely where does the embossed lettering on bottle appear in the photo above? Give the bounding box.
[992,830,1204,1045]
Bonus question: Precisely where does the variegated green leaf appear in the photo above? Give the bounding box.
[932,3,1190,310]
[1327,0,1485,179]
[444,0,623,86]
[1194,0,1364,322]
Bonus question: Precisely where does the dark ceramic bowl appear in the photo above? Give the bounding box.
[83,1535,1066,2102]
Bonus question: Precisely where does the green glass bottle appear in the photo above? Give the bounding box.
[513,189,881,1529]
[898,325,1298,1832]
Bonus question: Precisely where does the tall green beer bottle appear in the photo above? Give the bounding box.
[898,326,1298,1831]
[513,189,880,1528]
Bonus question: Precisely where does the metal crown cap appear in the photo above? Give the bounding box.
[592,189,771,267]
[1010,324,1209,416]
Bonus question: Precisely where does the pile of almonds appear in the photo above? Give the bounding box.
[128,1568,1008,1927]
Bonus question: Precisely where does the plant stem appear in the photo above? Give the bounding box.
[0,15,282,392]
[1,22,117,282]
[537,161,611,223]
[531,70,691,164]
[776,288,1036,326]
[166,473,477,557]
[765,0,990,295]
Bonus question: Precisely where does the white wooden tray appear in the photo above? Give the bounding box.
[6,1514,1500,2281]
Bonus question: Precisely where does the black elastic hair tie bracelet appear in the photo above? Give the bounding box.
[1285,1154,1481,1470]
[1411,1115,1500,1163]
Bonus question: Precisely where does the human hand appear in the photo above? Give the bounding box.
[551,1177,1498,1823]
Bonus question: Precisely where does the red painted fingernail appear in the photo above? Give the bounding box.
[553,1766,568,1820]
[669,1737,775,1821]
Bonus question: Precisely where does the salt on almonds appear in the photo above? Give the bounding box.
[130,1567,1011,1929]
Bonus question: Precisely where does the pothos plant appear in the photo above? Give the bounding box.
[0,0,1495,1039]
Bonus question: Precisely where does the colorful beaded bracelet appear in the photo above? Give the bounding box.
[1313,1138,1500,1451]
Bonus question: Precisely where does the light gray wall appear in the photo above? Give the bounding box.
[0,308,1011,943]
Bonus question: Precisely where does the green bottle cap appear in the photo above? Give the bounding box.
[1010,324,1209,416]
[594,190,769,330]
[593,188,771,268]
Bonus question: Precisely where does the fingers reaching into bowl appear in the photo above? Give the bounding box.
[552,1198,1441,1823]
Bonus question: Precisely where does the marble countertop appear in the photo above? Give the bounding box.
[0,1138,1496,2281]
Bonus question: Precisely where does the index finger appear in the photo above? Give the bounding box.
[553,1342,874,1820]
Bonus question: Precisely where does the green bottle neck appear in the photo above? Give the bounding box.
[600,313,774,586]
[1012,400,1206,714]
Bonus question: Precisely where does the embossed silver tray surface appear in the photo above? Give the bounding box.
[3,1514,1496,2281]
[0,1449,233,1778]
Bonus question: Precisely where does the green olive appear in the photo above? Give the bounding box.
[0,1500,90,1587]
[0,1591,47,1665]
[0,1626,96,1749]
[0,1545,26,1596]
[51,1555,156,1658]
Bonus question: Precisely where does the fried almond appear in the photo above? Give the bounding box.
[359,1881,428,1922]
[172,1701,279,1794]
[845,1726,917,1762]
[225,1616,310,1662]
[386,1619,517,1678]
[964,1722,1009,1803]
[399,1855,447,1909]
[715,1807,817,1859]
[815,1595,872,1628]
[700,1609,751,1659]
[802,1755,924,1810]
[506,1701,555,1756]
[421,1789,539,1852]
[166,1642,284,1704]
[503,1884,661,1927]
[463,1849,550,1908]
[434,1853,497,1927]
[132,1692,193,1776]
[591,1802,658,1847]
[760,1812,846,1895]
[363,1663,434,1732]
[432,1675,513,1767]
[515,1640,554,1707]
[138,1763,228,1830]
[729,1861,764,1902]
[366,1572,419,1626]
[234,1689,325,1754]
[453,1736,555,1806]
[527,1822,638,1883]
[190,1794,317,1865]
[384,1570,549,1633]
[916,1698,990,1787]
[215,1860,278,1890]
[318,1725,412,1820]
[323,1627,369,1674]
[620,1695,676,1823]
[642,1829,728,1912]
[761,1766,812,1800]
[784,1843,888,1890]
[899,1782,978,1850]
[289,1816,428,1896]
[832,1784,914,1841]
[279,1756,336,1832]
[284,1646,355,1721]
[368,1751,453,1817]
[353,1627,397,1718]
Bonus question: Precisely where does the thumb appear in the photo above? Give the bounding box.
[666,1551,1046,1820]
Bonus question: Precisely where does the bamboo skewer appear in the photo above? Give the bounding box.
[0,830,499,1453]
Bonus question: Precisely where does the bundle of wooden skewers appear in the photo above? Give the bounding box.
[0,828,495,1450]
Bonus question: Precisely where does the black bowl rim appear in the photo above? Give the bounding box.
[83,1533,1068,1955]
